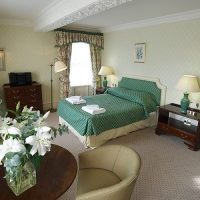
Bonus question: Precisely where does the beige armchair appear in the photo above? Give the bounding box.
[76,145,141,200]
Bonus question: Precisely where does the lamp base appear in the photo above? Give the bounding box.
[180,92,190,114]
[102,77,108,88]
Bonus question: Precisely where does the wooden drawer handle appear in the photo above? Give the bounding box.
[13,96,20,100]
[30,94,37,97]
[162,126,168,131]
[180,134,188,139]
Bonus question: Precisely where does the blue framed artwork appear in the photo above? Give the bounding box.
[134,43,146,63]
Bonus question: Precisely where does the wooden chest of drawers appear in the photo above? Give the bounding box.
[3,82,43,114]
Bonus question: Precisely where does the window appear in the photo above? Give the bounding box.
[70,42,93,87]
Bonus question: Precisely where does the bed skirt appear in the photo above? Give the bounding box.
[59,112,157,148]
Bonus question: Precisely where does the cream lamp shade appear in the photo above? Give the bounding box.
[54,61,67,73]
[98,66,113,76]
[176,75,200,92]
[176,75,200,113]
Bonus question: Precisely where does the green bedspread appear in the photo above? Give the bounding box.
[57,89,157,136]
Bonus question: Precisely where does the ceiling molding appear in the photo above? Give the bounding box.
[63,24,101,33]
[35,0,132,32]
[0,18,32,27]
[101,9,200,32]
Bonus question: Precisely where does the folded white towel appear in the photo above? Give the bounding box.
[68,96,82,100]
[82,105,106,115]
[86,104,100,109]
[66,96,86,104]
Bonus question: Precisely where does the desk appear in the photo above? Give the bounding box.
[155,103,200,151]
[0,144,77,200]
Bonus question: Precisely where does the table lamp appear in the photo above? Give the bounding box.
[190,92,200,109]
[50,59,67,112]
[176,75,200,113]
[98,66,113,88]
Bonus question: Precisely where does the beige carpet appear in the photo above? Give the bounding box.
[47,112,200,200]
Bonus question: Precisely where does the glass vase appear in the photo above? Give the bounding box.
[5,160,36,196]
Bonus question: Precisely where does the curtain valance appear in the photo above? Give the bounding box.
[55,29,104,49]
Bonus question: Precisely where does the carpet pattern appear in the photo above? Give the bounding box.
[47,113,200,200]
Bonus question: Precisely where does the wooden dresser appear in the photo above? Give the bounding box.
[3,82,43,114]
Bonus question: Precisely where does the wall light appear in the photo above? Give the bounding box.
[0,48,5,71]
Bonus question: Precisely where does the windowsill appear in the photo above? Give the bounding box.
[70,85,91,87]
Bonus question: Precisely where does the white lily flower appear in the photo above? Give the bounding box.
[0,118,16,139]
[28,106,34,112]
[43,111,50,120]
[12,119,17,125]
[22,105,28,113]
[25,126,52,156]
[0,117,13,127]
[7,127,21,136]
[3,138,26,153]
[22,106,34,113]
[37,110,40,117]
[0,145,5,165]
[0,138,26,164]
[0,126,7,136]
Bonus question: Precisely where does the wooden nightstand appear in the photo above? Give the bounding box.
[155,103,200,151]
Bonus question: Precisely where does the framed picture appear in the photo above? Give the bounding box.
[134,43,146,63]
[0,48,5,71]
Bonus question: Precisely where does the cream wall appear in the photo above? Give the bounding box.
[0,25,60,110]
[102,19,200,105]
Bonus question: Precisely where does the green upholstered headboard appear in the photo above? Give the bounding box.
[118,76,166,106]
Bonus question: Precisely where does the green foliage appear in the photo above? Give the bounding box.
[30,154,43,171]
[0,98,8,118]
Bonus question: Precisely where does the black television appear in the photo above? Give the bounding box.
[9,72,32,86]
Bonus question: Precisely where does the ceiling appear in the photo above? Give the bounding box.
[0,0,54,20]
[0,0,200,32]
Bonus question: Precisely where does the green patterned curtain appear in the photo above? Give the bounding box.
[55,29,104,97]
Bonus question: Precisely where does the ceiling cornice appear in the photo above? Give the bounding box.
[0,18,32,27]
[35,0,132,32]
[101,9,200,32]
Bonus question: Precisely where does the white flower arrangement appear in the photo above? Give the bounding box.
[0,102,67,175]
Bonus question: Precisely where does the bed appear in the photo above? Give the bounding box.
[57,75,166,148]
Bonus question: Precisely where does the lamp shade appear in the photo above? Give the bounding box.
[176,75,200,92]
[98,66,113,76]
[54,61,67,73]
[190,92,200,102]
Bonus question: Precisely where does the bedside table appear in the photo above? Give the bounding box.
[155,103,200,151]
[96,87,108,94]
